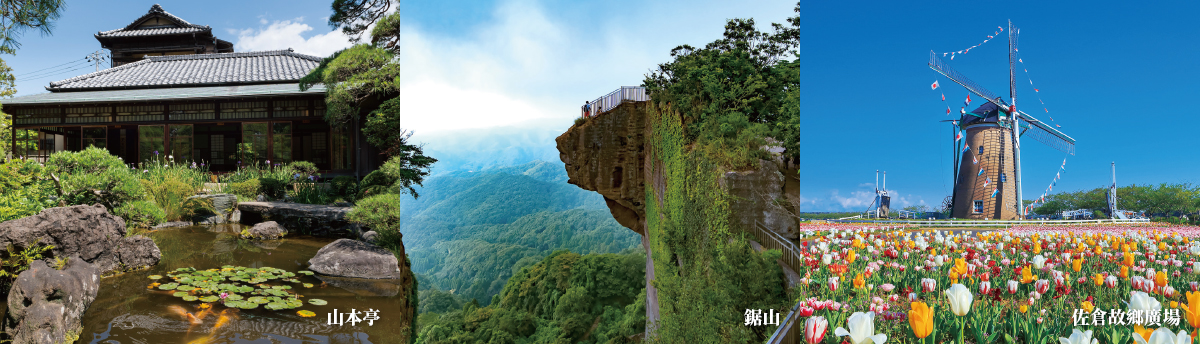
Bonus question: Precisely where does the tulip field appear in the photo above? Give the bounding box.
[788,223,1200,344]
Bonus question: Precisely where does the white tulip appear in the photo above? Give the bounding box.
[1131,328,1191,344]
[822,254,833,265]
[1059,328,1099,344]
[944,283,974,316]
[1033,255,1046,269]
[834,312,887,344]
[1127,291,1163,325]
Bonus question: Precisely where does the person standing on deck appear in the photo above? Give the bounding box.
[584,101,591,118]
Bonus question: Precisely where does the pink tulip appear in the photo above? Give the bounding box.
[804,316,828,344]
[798,307,814,317]
[879,283,895,292]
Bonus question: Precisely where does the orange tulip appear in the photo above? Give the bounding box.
[847,250,857,264]
[1032,242,1042,254]
[1155,271,1168,288]
[1093,274,1104,286]
[1021,265,1035,284]
[1072,259,1082,273]
[909,301,934,339]
[1093,247,1102,255]
[949,271,959,285]
[1123,252,1135,267]
[1134,325,1154,342]
[1121,266,1130,279]
[853,273,866,289]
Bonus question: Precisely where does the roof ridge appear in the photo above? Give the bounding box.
[117,4,204,32]
[145,49,323,62]
[47,59,153,88]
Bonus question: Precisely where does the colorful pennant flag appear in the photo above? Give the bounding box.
[972,156,978,164]
[941,93,946,101]
[984,177,991,187]
[946,106,951,116]
[963,144,970,153]
[964,94,972,107]
[955,132,963,142]
[931,80,940,90]
[991,188,999,198]
[978,168,985,176]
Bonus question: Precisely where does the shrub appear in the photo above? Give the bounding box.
[331,176,359,202]
[229,179,261,200]
[141,176,204,222]
[46,147,145,209]
[0,241,54,293]
[0,159,56,222]
[259,177,288,200]
[114,200,165,230]
[359,170,397,198]
[288,161,320,181]
[347,194,403,256]
[290,183,335,205]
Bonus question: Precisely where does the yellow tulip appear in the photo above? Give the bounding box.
[1019,305,1028,313]
[847,250,857,264]
[1171,301,1179,309]
[949,271,959,285]
[1186,291,1200,328]
[910,301,934,339]
[1155,271,1168,289]
[853,273,866,289]
[1121,266,1130,279]
[1021,266,1035,283]
[1032,242,1042,254]
[1072,259,1082,273]
[1081,301,1095,313]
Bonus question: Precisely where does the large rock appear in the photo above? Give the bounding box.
[3,257,100,344]
[307,239,402,279]
[241,221,288,240]
[555,101,649,234]
[237,202,359,238]
[721,159,800,239]
[0,205,161,275]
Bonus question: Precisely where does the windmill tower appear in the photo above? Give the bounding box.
[929,20,1077,220]
[864,170,891,218]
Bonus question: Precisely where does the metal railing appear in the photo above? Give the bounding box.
[744,221,804,344]
[580,86,648,118]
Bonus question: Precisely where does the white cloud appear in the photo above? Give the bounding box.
[234,18,352,57]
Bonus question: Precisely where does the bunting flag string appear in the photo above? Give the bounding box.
[1015,51,1060,127]
[940,25,1004,61]
[972,156,978,165]
[1024,157,1068,212]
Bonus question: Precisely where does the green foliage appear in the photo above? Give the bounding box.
[46,146,145,209]
[288,161,320,180]
[642,3,799,169]
[348,193,405,257]
[331,175,360,202]
[228,179,261,201]
[327,0,393,43]
[0,240,54,293]
[259,177,289,200]
[1032,182,1200,217]
[0,158,55,221]
[419,289,466,314]
[0,0,66,51]
[415,251,645,344]
[359,169,397,198]
[289,183,336,205]
[140,178,197,222]
[113,200,166,230]
[641,101,790,343]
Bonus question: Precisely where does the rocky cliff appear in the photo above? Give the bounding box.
[556,101,799,334]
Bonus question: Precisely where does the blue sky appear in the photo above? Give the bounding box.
[4,1,1196,212]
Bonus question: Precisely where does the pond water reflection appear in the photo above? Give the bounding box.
[83,224,409,343]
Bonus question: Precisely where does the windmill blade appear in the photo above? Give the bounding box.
[1016,110,1076,155]
[928,51,1007,109]
[929,51,1076,155]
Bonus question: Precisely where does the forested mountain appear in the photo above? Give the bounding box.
[415,250,647,344]
[401,161,642,305]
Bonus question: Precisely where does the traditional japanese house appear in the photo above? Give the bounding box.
[2,4,380,176]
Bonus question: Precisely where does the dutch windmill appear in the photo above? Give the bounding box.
[928,20,1076,220]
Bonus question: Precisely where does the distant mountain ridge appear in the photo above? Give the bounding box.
[401,160,640,305]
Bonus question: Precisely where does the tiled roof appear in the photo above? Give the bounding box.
[96,4,211,38]
[3,83,324,105]
[47,49,324,91]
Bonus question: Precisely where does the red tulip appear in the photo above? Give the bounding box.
[798,307,814,317]
[1035,279,1050,294]
[1190,281,1198,292]
[921,278,937,292]
[979,281,992,295]
[1007,280,1019,294]
[828,277,839,292]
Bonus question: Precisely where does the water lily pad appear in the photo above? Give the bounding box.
[173,291,189,297]
[225,294,244,301]
[176,285,194,291]
[238,302,259,309]
[158,283,179,290]
[272,285,292,290]
[297,310,316,317]
[248,296,269,304]
[177,277,193,284]
[224,301,239,308]
[308,299,327,306]
[265,302,289,310]
[237,286,254,293]
[302,283,314,288]
[148,275,163,280]
[200,296,220,303]
[182,296,198,302]
[298,271,314,275]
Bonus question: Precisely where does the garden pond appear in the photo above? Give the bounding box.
[78,224,409,343]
